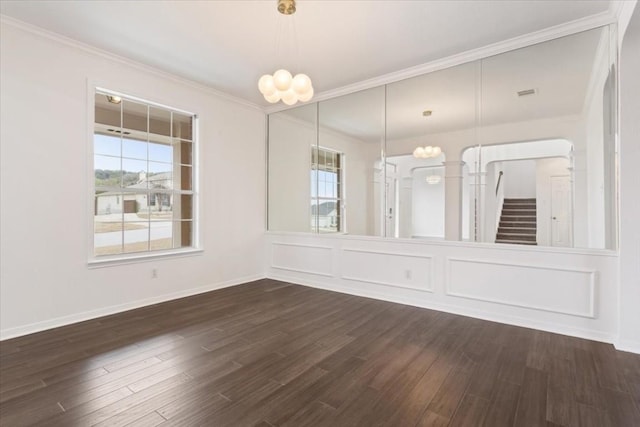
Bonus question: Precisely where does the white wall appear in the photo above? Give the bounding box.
[617,1,640,353]
[0,21,266,338]
[411,167,445,238]
[502,159,536,198]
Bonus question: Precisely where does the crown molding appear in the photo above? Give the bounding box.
[614,0,639,44]
[266,9,617,115]
[0,14,263,112]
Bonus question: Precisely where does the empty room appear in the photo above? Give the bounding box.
[1,1,640,426]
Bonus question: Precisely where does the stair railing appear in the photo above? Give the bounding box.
[495,171,504,241]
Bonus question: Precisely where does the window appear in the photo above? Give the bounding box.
[93,89,197,257]
[311,147,343,233]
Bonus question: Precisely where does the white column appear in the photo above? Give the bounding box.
[443,160,465,241]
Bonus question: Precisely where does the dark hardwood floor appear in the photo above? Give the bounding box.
[1,279,639,427]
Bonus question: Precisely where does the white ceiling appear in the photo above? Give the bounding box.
[279,26,606,142]
[0,0,613,107]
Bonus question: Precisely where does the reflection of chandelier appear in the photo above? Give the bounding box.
[413,145,442,159]
[426,175,442,185]
[258,0,314,105]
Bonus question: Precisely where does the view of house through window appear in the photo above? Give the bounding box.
[311,147,343,233]
[93,90,196,257]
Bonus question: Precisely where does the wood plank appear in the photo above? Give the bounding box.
[482,380,520,427]
[513,367,549,427]
[416,410,450,427]
[448,393,490,426]
[426,368,472,419]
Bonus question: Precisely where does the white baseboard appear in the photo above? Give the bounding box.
[614,339,640,354]
[0,274,266,341]
[267,272,616,346]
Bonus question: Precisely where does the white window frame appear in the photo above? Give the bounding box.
[88,87,201,267]
[311,146,345,233]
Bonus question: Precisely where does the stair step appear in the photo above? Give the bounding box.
[499,198,537,245]
[500,216,536,222]
[504,198,536,203]
[496,233,537,241]
[499,221,536,228]
[497,227,536,234]
[495,239,538,245]
[502,203,536,210]
[502,209,536,215]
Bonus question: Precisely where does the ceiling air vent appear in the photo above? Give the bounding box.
[517,88,537,97]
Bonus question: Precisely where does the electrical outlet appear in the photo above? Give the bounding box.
[405,269,412,280]
[152,268,158,279]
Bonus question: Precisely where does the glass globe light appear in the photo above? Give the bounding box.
[281,89,298,106]
[298,86,314,102]
[258,74,276,95]
[273,69,293,91]
[424,146,434,157]
[413,147,425,158]
[432,146,442,156]
[292,74,312,95]
[264,92,281,104]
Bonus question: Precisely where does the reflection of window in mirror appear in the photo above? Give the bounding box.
[311,147,343,233]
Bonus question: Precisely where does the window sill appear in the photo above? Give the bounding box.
[87,248,203,269]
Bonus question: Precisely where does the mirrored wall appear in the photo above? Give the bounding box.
[268,25,617,250]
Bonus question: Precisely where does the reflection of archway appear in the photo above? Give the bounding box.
[461,139,573,244]
[383,153,446,239]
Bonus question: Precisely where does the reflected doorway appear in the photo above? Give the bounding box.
[550,175,573,247]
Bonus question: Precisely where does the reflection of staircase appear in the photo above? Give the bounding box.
[496,198,537,245]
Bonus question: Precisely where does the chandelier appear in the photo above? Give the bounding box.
[258,0,314,105]
[413,145,442,159]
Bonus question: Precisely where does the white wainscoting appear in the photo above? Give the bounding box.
[271,242,334,277]
[341,248,434,292]
[445,258,595,318]
[265,232,619,345]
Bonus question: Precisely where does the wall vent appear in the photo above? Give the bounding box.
[517,88,537,97]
